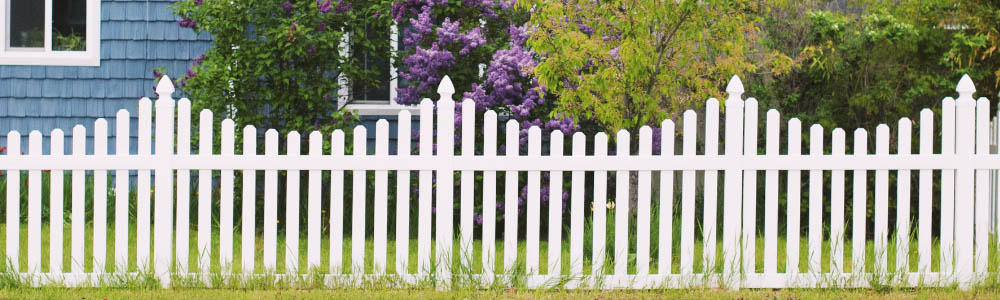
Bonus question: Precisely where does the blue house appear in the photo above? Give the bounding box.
[0,0,412,155]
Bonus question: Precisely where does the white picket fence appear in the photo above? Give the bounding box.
[1,74,1000,290]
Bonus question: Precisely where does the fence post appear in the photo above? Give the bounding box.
[722,75,744,289]
[153,76,176,287]
[955,75,976,288]
[435,76,456,287]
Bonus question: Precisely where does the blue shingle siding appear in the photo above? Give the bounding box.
[0,0,210,155]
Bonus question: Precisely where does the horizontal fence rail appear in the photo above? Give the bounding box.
[1,74,999,290]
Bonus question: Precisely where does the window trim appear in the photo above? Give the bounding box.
[0,0,100,66]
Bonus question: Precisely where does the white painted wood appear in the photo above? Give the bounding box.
[26,131,41,273]
[722,76,744,285]
[460,99,474,272]
[307,131,322,271]
[352,126,367,274]
[72,125,85,273]
[137,98,152,271]
[374,120,389,274]
[764,110,779,274]
[220,119,235,270]
[703,98,720,274]
[153,94,175,283]
[808,124,823,274]
[659,121,675,276]
[874,125,889,274]
[897,118,912,274]
[330,130,346,274]
[918,109,933,273]
[954,82,976,286]
[852,129,868,274]
[504,120,520,273]
[787,119,801,275]
[548,130,564,275]
[4,131,19,272]
[636,126,651,275]
[974,98,990,275]
[831,128,846,274]
[569,132,585,276]
[482,111,497,277]
[614,130,630,275]
[941,97,956,277]
[681,111,696,274]
[198,109,213,273]
[93,119,108,273]
[593,132,608,276]
[435,91,455,281]
[527,126,542,275]
[417,99,433,274]
[242,125,257,274]
[263,129,279,270]
[50,129,65,274]
[175,98,191,274]
[286,131,301,273]
[742,98,758,275]
[397,111,412,275]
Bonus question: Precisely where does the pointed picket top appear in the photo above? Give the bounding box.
[156,75,175,98]
[726,75,744,96]
[956,74,975,95]
[437,75,455,100]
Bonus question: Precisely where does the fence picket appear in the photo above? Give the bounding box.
[787,119,801,275]
[809,124,823,273]
[72,125,85,273]
[722,76,744,285]
[918,109,934,273]
[397,111,412,275]
[374,120,389,274]
[527,126,542,275]
[460,99,474,273]
[307,131,322,270]
[198,109,213,273]
[831,128,846,274]
[482,111,497,277]
[220,119,235,270]
[975,98,990,275]
[504,120,520,273]
[703,98,720,273]
[852,129,868,274]
[6,131,19,272]
[681,111,696,274]
[955,78,976,286]
[51,129,65,274]
[636,127,651,275]
[286,132,301,273]
[153,92,175,283]
[242,125,257,274]
[659,121,675,276]
[352,126,367,274]
[592,133,608,276]
[175,98,191,274]
[897,119,912,274]
[417,99,433,275]
[435,89,455,281]
[941,97,956,277]
[94,118,108,273]
[570,132,585,276]
[764,110,779,274]
[27,131,41,273]
[614,130,630,276]
[263,129,278,270]
[874,125,889,274]
[137,98,152,270]
[330,130,345,274]
[742,98,759,275]
[548,130,564,275]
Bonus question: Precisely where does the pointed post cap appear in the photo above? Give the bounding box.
[156,75,175,98]
[726,75,744,97]
[956,74,975,96]
[437,75,455,100]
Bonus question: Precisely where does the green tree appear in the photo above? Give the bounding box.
[948,0,1000,96]
[527,0,777,136]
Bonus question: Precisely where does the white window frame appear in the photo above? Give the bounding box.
[340,22,419,115]
[0,0,100,66]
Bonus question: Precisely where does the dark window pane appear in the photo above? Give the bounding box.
[9,0,44,48]
[53,0,87,51]
[351,24,391,102]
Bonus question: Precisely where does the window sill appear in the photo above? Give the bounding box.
[343,102,420,116]
[0,51,100,66]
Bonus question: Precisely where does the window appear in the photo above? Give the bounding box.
[340,22,417,115]
[0,0,100,66]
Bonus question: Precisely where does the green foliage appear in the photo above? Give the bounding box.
[527,0,766,136]
[947,0,1000,93]
[170,0,392,134]
[53,30,86,51]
